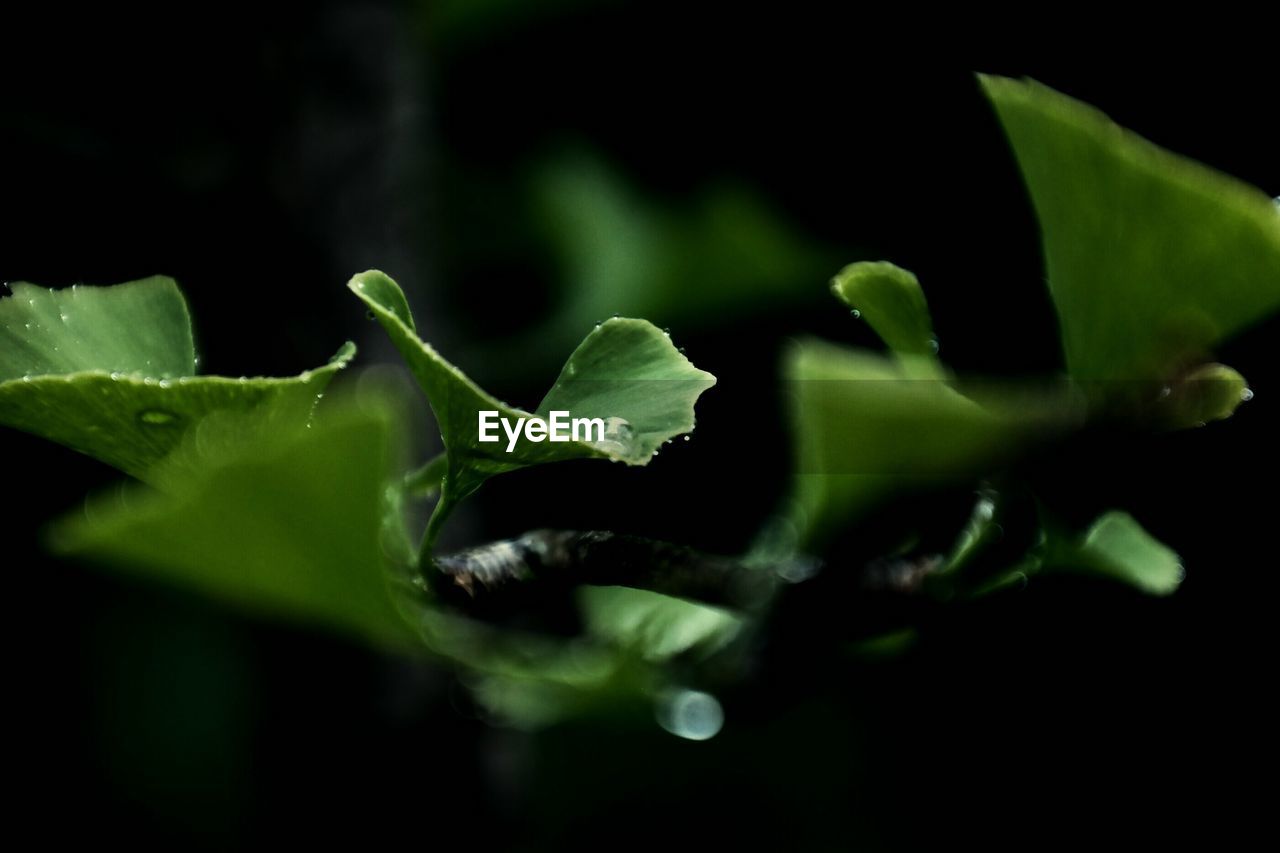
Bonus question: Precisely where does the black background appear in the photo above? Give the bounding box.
[4,4,1277,848]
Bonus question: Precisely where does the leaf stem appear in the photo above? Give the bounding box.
[402,451,448,498]
[418,479,457,568]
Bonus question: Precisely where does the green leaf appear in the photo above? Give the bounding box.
[830,261,937,358]
[1154,362,1251,429]
[50,395,420,651]
[349,270,715,550]
[577,586,743,663]
[785,340,1045,548]
[980,75,1280,382]
[0,277,194,380]
[1049,511,1184,596]
[0,278,354,485]
[528,152,839,356]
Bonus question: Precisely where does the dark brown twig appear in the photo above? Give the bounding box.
[432,530,787,612]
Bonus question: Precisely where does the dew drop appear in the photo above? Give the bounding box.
[138,409,180,426]
[927,338,940,354]
[683,435,690,442]
[850,308,861,318]
[1241,387,1255,402]
[603,417,633,441]
[593,417,634,455]
[656,689,723,741]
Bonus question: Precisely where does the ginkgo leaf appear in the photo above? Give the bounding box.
[0,276,194,380]
[784,339,1071,549]
[1047,511,1184,596]
[0,277,354,485]
[577,586,743,662]
[51,395,420,651]
[981,75,1280,384]
[349,270,715,550]
[830,261,937,358]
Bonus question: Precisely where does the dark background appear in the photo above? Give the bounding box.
[4,4,1276,848]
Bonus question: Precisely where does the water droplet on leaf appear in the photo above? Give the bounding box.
[593,417,634,455]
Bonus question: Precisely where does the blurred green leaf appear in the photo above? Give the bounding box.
[981,75,1280,382]
[830,261,937,358]
[349,270,715,549]
[0,278,354,485]
[51,396,419,651]
[785,339,1025,548]
[529,153,837,351]
[1048,511,1184,596]
[413,605,643,729]
[1154,362,1251,429]
[578,586,743,663]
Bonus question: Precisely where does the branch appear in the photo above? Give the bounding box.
[431,530,785,612]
